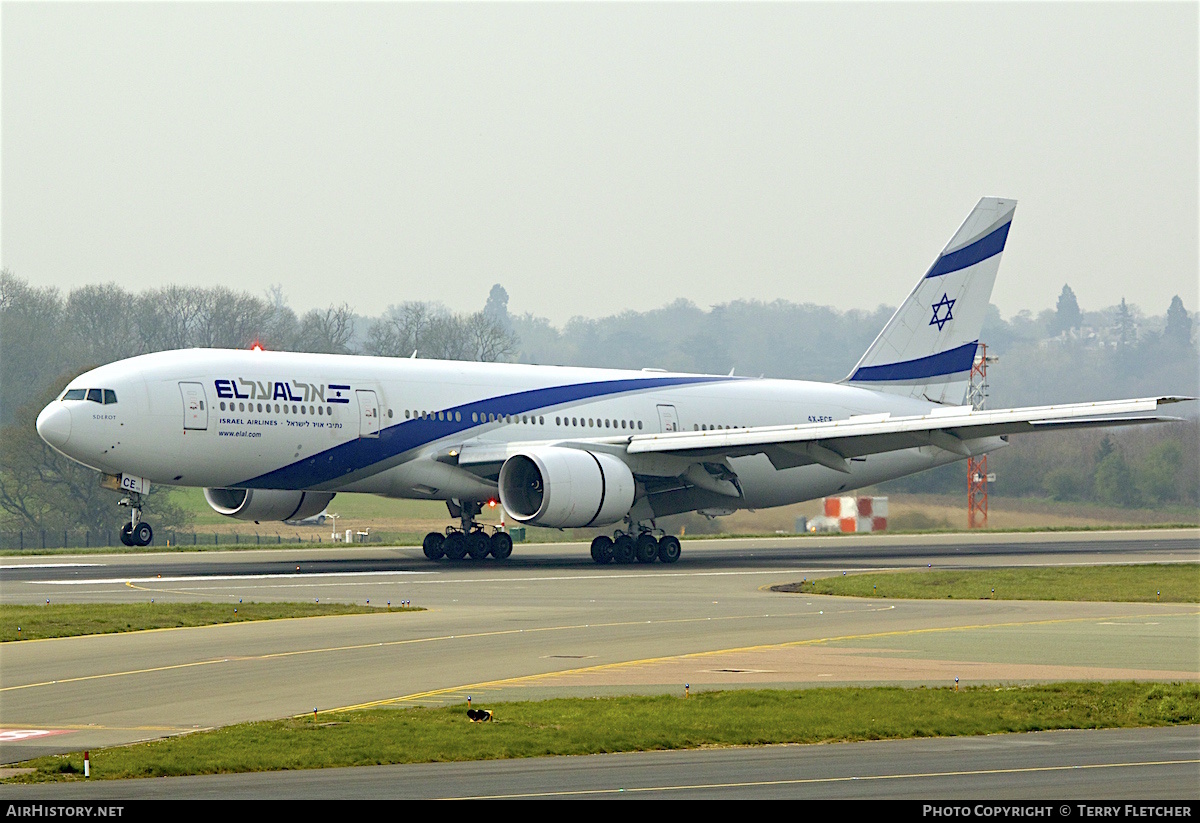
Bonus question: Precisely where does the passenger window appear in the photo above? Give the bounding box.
[63,389,86,401]
[87,389,103,403]
[103,389,118,404]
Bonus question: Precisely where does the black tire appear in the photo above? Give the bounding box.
[133,522,153,547]
[490,531,513,560]
[634,533,658,563]
[612,535,635,564]
[120,523,135,547]
[422,532,445,560]
[466,531,491,560]
[657,535,681,564]
[590,536,614,564]
[442,532,468,561]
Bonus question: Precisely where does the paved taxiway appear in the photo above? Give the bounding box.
[2,727,1196,800]
[1,529,1197,797]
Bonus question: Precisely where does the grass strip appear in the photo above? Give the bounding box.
[777,563,1200,602]
[1,602,419,642]
[10,682,1198,782]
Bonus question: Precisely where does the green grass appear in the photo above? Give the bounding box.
[9,682,1198,782]
[1,602,419,642]
[782,563,1200,602]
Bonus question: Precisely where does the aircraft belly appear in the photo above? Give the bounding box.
[732,447,964,509]
[340,458,496,501]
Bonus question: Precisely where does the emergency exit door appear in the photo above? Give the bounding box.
[656,404,680,433]
[357,390,380,438]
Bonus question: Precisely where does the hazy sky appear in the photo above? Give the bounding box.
[3,2,1197,326]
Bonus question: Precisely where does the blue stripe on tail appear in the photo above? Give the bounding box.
[849,341,979,382]
[925,222,1011,279]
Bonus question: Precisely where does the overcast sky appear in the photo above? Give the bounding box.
[3,2,1196,326]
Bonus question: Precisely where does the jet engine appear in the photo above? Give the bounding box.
[498,447,635,529]
[203,488,335,522]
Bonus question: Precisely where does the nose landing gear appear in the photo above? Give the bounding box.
[118,492,154,547]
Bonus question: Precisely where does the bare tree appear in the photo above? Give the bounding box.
[465,311,518,362]
[63,283,139,366]
[298,303,356,353]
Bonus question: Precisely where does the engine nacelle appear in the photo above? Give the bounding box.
[203,488,335,522]
[498,447,635,529]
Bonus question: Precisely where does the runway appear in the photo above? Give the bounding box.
[1,529,1197,797]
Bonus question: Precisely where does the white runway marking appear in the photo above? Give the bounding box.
[1,563,105,569]
[33,570,434,585]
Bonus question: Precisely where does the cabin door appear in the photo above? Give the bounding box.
[656,404,680,433]
[357,390,380,438]
[179,382,208,430]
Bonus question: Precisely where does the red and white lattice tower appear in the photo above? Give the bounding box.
[967,343,997,528]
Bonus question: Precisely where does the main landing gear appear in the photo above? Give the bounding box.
[590,525,681,565]
[118,492,154,547]
[422,500,513,562]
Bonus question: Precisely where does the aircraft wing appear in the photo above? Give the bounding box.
[623,396,1192,472]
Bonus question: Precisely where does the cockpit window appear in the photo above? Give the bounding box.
[62,387,117,403]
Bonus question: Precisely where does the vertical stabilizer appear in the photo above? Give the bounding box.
[843,197,1016,404]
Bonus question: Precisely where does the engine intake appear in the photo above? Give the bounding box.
[498,447,635,529]
[203,488,335,522]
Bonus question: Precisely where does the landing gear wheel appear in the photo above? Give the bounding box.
[634,533,659,563]
[442,532,468,561]
[590,536,614,564]
[120,523,135,547]
[657,535,681,564]
[489,531,513,560]
[612,535,636,564]
[422,532,446,560]
[133,522,153,547]
[466,531,491,560]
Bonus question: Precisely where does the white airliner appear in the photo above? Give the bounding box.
[36,198,1189,562]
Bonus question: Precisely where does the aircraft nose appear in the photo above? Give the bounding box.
[36,403,72,449]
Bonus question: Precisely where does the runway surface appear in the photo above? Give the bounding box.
[1,529,1197,797]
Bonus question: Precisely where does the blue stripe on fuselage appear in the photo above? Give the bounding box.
[236,374,734,489]
[924,221,1010,279]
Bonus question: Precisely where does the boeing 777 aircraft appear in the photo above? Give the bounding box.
[35,198,1189,563]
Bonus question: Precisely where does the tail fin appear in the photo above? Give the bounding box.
[843,197,1017,404]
